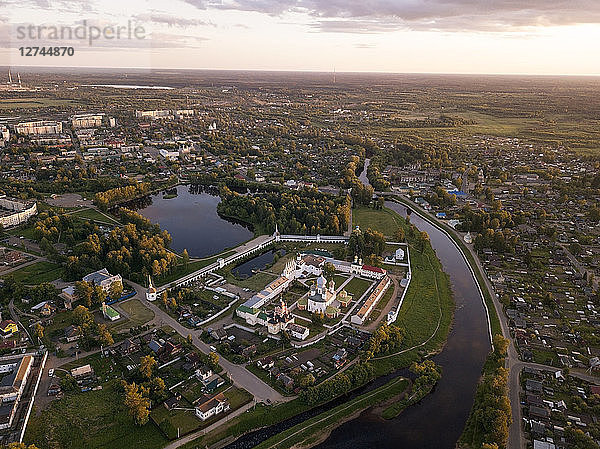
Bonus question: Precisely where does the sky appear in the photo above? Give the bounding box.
[1,0,600,75]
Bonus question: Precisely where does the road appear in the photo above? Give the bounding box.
[559,242,599,291]
[126,278,287,404]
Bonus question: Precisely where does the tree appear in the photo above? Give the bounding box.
[322,262,335,281]
[149,376,166,397]
[108,280,123,300]
[8,443,40,449]
[139,355,156,379]
[123,382,151,425]
[98,324,114,346]
[394,226,405,242]
[73,305,93,326]
[182,249,190,269]
[418,231,430,253]
[74,281,93,307]
[92,285,107,305]
[33,323,44,341]
[208,352,220,370]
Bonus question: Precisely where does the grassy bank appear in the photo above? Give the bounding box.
[389,196,501,337]
[254,377,410,449]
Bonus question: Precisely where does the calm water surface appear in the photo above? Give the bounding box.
[130,185,253,258]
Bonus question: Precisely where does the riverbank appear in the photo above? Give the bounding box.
[254,377,411,449]
[388,196,501,338]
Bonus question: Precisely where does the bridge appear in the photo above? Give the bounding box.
[156,232,350,292]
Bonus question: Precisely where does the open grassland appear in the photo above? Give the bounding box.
[352,206,404,238]
[70,207,120,224]
[24,381,168,449]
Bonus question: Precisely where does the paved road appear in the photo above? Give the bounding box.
[127,279,287,404]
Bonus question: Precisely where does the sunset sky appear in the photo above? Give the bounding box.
[2,0,600,75]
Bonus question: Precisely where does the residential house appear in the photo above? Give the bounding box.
[194,392,230,421]
[0,320,18,338]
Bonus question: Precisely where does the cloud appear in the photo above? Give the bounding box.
[183,0,600,32]
[133,13,215,28]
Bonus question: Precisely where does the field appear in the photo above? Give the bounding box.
[342,277,372,299]
[109,299,155,332]
[24,381,168,449]
[70,208,120,224]
[352,207,404,238]
[2,260,64,284]
[0,97,81,109]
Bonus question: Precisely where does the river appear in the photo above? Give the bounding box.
[314,200,491,449]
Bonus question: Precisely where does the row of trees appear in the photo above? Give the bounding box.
[94,182,151,210]
[299,362,375,406]
[459,334,511,449]
[74,279,123,307]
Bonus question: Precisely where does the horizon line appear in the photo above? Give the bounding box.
[2,64,600,78]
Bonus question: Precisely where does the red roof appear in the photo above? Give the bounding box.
[362,265,384,273]
[591,385,600,395]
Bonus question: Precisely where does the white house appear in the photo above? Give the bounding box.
[83,268,122,293]
[195,392,230,421]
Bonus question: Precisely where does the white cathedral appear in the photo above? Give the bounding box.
[306,275,337,314]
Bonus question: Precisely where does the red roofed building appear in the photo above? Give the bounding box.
[359,265,387,279]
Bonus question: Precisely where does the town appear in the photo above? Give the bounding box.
[0,67,597,449]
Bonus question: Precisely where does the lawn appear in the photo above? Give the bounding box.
[151,386,253,440]
[352,206,404,238]
[343,277,372,298]
[70,208,120,224]
[109,299,155,333]
[24,380,168,449]
[333,274,349,288]
[3,260,64,284]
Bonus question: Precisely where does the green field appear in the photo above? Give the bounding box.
[0,97,81,110]
[70,208,120,224]
[343,277,372,298]
[24,381,168,449]
[109,299,155,333]
[3,260,64,284]
[352,207,404,238]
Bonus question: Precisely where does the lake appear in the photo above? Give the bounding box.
[130,185,253,258]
